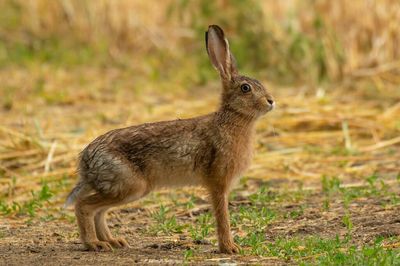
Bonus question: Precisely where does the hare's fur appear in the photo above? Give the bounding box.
[66,25,274,254]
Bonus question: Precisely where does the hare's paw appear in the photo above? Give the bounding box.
[108,237,130,249]
[219,242,240,254]
[84,241,113,252]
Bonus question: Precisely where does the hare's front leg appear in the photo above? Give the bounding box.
[210,189,240,254]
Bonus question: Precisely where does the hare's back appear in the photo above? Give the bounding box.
[116,117,212,166]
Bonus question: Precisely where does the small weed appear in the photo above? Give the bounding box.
[189,212,214,241]
[322,176,341,195]
[365,174,378,188]
[342,186,363,208]
[0,182,54,217]
[150,205,185,235]
[342,212,353,232]
[55,175,71,190]
[169,193,197,210]
[184,195,196,210]
[231,205,276,229]
[340,175,398,207]
[285,205,305,219]
[321,176,341,210]
[0,200,12,215]
[236,231,268,256]
[60,211,76,223]
[37,182,53,201]
[323,198,330,211]
[249,186,276,204]
[292,182,309,202]
[152,204,169,222]
[183,248,194,262]
[40,214,56,222]
[389,193,400,205]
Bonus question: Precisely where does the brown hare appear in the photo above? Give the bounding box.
[65,25,274,254]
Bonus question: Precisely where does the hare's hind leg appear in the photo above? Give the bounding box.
[76,151,149,251]
[94,208,129,248]
[75,193,114,251]
[94,177,149,249]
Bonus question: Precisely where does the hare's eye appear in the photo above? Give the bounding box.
[240,83,251,93]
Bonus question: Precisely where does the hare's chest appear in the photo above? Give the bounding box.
[220,136,254,179]
[233,142,254,176]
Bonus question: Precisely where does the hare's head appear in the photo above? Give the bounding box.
[206,25,274,118]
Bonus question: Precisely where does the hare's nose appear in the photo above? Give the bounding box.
[266,98,275,110]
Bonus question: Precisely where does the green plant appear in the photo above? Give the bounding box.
[150,205,185,235]
[183,248,194,261]
[322,176,341,195]
[189,212,214,241]
[285,205,305,219]
[249,186,276,204]
[236,231,267,256]
[342,212,353,233]
[0,182,54,217]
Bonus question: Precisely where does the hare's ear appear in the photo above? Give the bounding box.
[205,25,238,81]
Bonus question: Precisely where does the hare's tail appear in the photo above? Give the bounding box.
[63,181,91,209]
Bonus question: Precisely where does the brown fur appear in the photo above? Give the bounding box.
[66,25,274,254]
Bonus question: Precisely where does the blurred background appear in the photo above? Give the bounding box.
[0,0,399,215]
[1,0,400,87]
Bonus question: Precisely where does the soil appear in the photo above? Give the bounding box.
[1,178,399,265]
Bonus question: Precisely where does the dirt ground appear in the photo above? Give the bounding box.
[1,177,399,266]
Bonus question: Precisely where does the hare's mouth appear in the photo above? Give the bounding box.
[264,105,274,113]
[268,101,275,111]
[258,97,275,114]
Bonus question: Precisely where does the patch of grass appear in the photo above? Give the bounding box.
[284,205,305,219]
[40,214,56,222]
[227,178,400,264]
[342,212,353,233]
[248,185,277,204]
[188,212,214,242]
[231,205,276,229]
[36,182,53,201]
[184,195,196,210]
[321,175,400,210]
[149,205,185,235]
[59,211,76,223]
[236,234,400,265]
[0,181,53,217]
[322,175,342,195]
[183,248,194,262]
[231,186,278,230]
[169,193,197,210]
[236,230,268,256]
[313,238,400,266]
[282,183,310,203]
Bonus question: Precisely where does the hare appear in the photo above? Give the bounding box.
[65,25,274,254]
